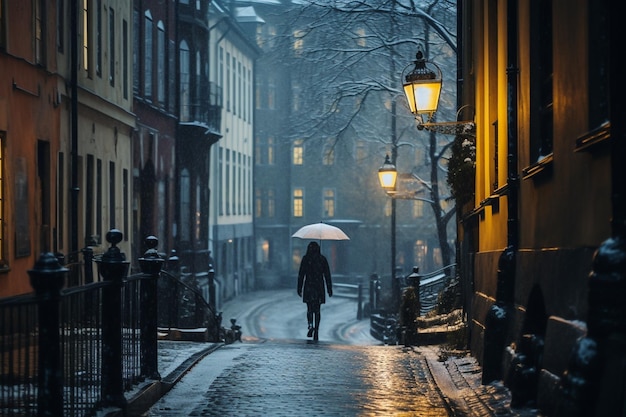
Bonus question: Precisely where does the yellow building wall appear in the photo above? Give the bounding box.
[476,1,508,253]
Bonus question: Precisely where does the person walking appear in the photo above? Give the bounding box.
[297,241,333,341]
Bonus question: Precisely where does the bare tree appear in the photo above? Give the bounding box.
[267,0,458,268]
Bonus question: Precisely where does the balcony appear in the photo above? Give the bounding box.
[179,79,222,141]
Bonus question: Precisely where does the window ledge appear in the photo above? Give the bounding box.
[522,153,554,180]
[575,122,611,152]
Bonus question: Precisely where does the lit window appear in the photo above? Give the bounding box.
[356,28,366,47]
[323,189,335,218]
[293,140,303,165]
[293,188,304,217]
[293,30,304,55]
[412,200,423,218]
[82,0,91,73]
[267,136,275,165]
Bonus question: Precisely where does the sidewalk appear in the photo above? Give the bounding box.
[109,289,540,417]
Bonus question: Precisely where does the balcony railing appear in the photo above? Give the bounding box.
[180,79,222,135]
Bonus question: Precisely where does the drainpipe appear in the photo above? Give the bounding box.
[70,0,79,258]
[482,0,519,384]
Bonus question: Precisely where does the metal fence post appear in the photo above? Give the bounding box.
[28,252,68,417]
[82,243,94,284]
[139,236,164,380]
[96,229,130,410]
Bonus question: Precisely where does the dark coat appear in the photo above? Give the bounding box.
[297,242,332,304]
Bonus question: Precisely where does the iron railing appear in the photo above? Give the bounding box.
[0,230,219,416]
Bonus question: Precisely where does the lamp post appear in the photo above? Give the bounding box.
[378,155,399,312]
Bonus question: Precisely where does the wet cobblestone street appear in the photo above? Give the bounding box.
[145,338,450,416]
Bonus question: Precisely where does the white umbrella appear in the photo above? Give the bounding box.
[291,222,350,241]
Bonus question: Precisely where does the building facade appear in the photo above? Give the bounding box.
[131,0,178,262]
[0,0,63,294]
[458,0,625,414]
[207,1,258,306]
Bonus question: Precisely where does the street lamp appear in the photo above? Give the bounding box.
[402,50,442,124]
[378,154,397,191]
[402,50,476,137]
[378,155,399,312]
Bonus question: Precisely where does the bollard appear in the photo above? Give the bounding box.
[96,229,130,410]
[357,283,363,320]
[139,236,164,380]
[208,263,216,308]
[483,245,515,384]
[29,253,68,417]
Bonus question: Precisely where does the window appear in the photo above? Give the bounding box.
[238,152,242,214]
[218,47,224,94]
[226,52,231,111]
[412,200,424,218]
[144,11,153,97]
[356,27,366,47]
[96,0,102,76]
[267,136,275,165]
[168,40,175,112]
[97,159,102,242]
[293,188,304,217]
[0,133,5,267]
[123,169,129,240]
[109,161,116,230]
[238,61,242,116]
[293,30,304,56]
[133,8,139,91]
[225,149,230,215]
[180,168,190,240]
[255,188,262,217]
[293,140,303,165]
[292,82,301,112]
[82,0,92,74]
[527,0,553,168]
[588,0,609,130]
[323,189,335,218]
[35,0,45,65]
[108,7,115,86]
[267,189,275,218]
[86,154,94,240]
[123,19,128,98]
[179,40,190,119]
[57,0,64,52]
[1,0,8,49]
[267,75,275,109]
[156,22,165,103]
[218,148,223,215]
[322,141,335,165]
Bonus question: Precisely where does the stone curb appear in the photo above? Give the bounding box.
[103,343,223,417]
